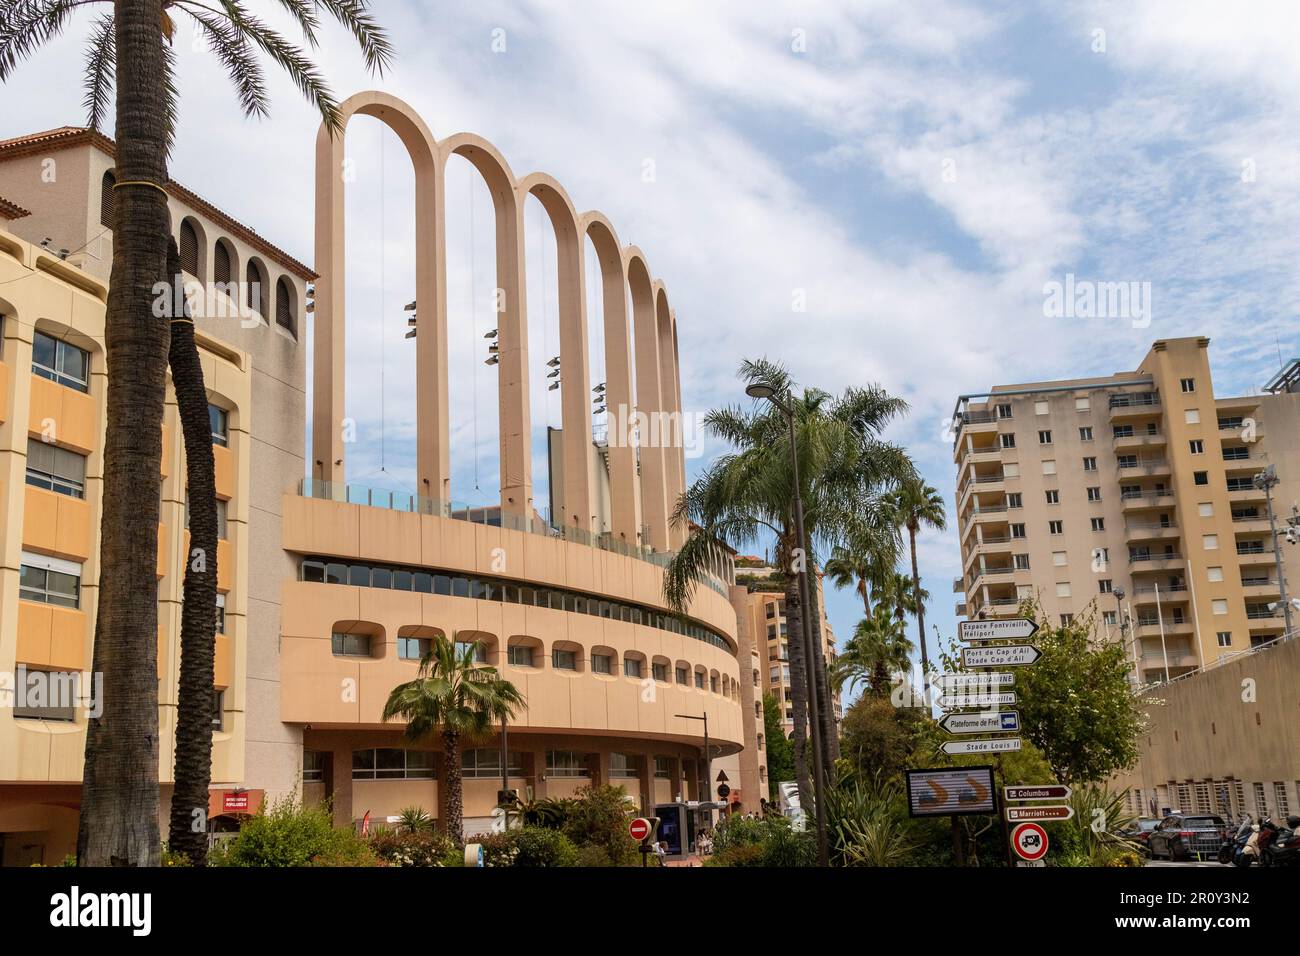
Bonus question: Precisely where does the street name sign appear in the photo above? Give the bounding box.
[1005,785,1072,802]
[1011,822,1049,862]
[939,711,1020,735]
[938,692,1017,709]
[936,672,1014,690]
[958,618,1039,642]
[961,644,1041,668]
[941,737,1022,755]
[905,767,996,818]
[1006,805,1074,822]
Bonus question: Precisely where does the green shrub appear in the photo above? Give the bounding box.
[708,814,814,867]
[576,843,614,867]
[214,797,375,867]
[160,846,193,867]
[477,826,578,867]
[368,828,456,867]
[561,785,638,866]
[394,806,435,834]
[825,773,917,867]
[705,844,766,867]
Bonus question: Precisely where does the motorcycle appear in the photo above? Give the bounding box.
[1219,818,1253,865]
[1261,815,1300,867]
[1235,818,1279,867]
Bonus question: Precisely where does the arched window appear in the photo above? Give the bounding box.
[179,219,199,276]
[100,170,115,229]
[245,259,267,317]
[275,276,295,335]
[213,239,232,286]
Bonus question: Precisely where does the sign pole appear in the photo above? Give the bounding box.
[996,753,1013,867]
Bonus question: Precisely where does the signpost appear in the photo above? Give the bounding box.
[1006,805,1074,822]
[939,710,1020,735]
[905,767,997,818]
[936,672,1014,690]
[629,817,654,842]
[958,618,1038,642]
[1011,822,1049,862]
[1005,784,1072,802]
[941,737,1022,755]
[937,692,1017,709]
[961,644,1041,668]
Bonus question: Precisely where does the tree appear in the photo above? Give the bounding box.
[888,475,946,697]
[838,694,931,782]
[381,635,525,846]
[762,692,794,800]
[833,608,914,698]
[0,0,392,866]
[1012,603,1146,784]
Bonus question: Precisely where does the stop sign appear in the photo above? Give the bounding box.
[629,817,653,842]
[1011,822,1049,861]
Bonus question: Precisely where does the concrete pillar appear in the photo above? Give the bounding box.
[629,256,668,551]
[329,744,353,829]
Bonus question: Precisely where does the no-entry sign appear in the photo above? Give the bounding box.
[629,817,654,842]
[1011,822,1049,862]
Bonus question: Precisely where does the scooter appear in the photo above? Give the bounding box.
[1261,815,1300,867]
[1219,818,1253,865]
[1235,818,1279,867]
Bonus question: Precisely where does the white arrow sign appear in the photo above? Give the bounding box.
[1006,805,1074,822]
[938,692,1017,709]
[961,644,1042,668]
[941,737,1022,755]
[936,672,1015,690]
[939,711,1021,735]
[958,618,1038,642]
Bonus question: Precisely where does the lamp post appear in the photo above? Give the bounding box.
[1254,466,1295,638]
[745,380,830,868]
[674,712,711,805]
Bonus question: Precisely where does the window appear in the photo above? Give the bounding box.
[214,239,232,286]
[1113,425,1134,438]
[1013,553,1030,571]
[453,640,486,663]
[1117,455,1137,469]
[179,219,200,276]
[1094,547,1110,566]
[996,403,1012,419]
[1217,632,1232,648]
[1207,566,1224,582]
[1006,492,1022,508]
[592,653,613,675]
[25,440,86,498]
[1056,582,1071,598]
[654,756,673,778]
[652,662,669,682]
[1202,534,1218,551]
[1010,523,1026,539]
[1103,611,1117,626]
[675,666,689,685]
[1225,476,1251,491]
[1212,599,1228,615]
[1000,434,1016,449]
[12,667,79,721]
[302,751,325,783]
[1075,397,1091,411]
[32,331,90,392]
[1223,446,1248,461]
[463,749,523,778]
[1180,377,1195,393]
[1090,517,1105,532]
[206,405,230,448]
[352,748,435,780]
[609,753,639,779]
[19,553,80,608]
[212,689,224,731]
[623,657,643,679]
[545,750,588,778]
[508,645,535,667]
[275,277,296,334]
[1198,502,1214,517]
[1185,409,1200,424]
[398,636,430,660]
[1060,614,1073,626]
[1045,490,1059,505]
[1049,520,1063,535]
[1038,430,1052,445]
[215,593,226,634]
[1079,426,1093,440]
[1034,400,1049,415]
[1086,487,1101,502]
[246,260,268,316]
[765,602,776,619]
[552,648,577,671]
[1003,462,1020,478]
[1041,460,1056,475]
[1099,579,1112,593]
[1082,456,1097,471]
[331,631,371,657]
[100,170,115,228]
[1189,439,1204,455]
[696,671,706,689]
[1194,471,1209,486]
[1052,551,1067,566]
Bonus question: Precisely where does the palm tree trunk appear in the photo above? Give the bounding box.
[442,729,464,847]
[78,0,171,867]
[781,554,813,814]
[164,239,217,865]
[909,524,931,701]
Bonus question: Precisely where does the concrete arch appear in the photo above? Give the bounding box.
[441,134,531,520]
[581,211,637,543]
[626,248,669,551]
[655,284,685,547]
[313,90,447,500]
[520,172,592,532]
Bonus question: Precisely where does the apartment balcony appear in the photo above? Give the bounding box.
[1108,392,1160,419]
[963,535,1013,573]
[967,596,1021,618]
[1227,486,1267,505]
[1241,580,1281,600]
[952,576,965,594]
[955,601,968,616]
[962,504,1009,532]
[1124,521,1179,542]
[957,473,1007,509]
[1134,618,1194,640]
[1231,514,1271,535]
[1130,583,1187,606]
[955,410,999,442]
[1215,394,1261,416]
[1121,489,1175,513]
[1235,546,1277,567]
[1219,419,1263,441]
[1112,431,1166,451]
[970,564,1017,587]
[1246,610,1286,632]
[955,445,1004,480]
[1117,457,1171,481]
[1128,552,1184,573]
[1221,455,1257,474]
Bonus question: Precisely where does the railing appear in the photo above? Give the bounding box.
[1246,609,1283,620]
[1146,628,1297,689]
[972,565,1016,583]
[1109,392,1159,409]
[960,410,998,425]
[297,478,732,598]
[1117,457,1169,471]
[1129,552,1182,563]
[1121,489,1174,502]
[1125,522,1177,532]
[1131,584,1187,596]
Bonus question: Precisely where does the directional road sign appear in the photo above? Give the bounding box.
[958,618,1039,642]
[939,710,1020,735]
[961,644,1041,668]
[941,737,1022,755]
[938,692,1017,709]
[1005,785,1072,802]
[936,672,1014,690]
[1006,805,1074,822]
[1011,823,1049,862]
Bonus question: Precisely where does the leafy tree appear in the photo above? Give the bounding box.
[838,695,931,781]
[561,784,639,866]
[833,608,914,698]
[382,636,524,845]
[762,692,794,800]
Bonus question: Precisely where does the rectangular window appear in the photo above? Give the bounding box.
[1083,457,1097,471]
[453,640,487,663]
[1185,409,1200,425]
[1217,632,1232,648]
[1199,502,1214,517]
[1052,551,1067,566]
[1049,520,1064,535]
[1000,434,1016,449]
[1117,455,1137,468]
[302,750,325,782]
[1038,430,1052,445]
[1010,523,1026,539]
[1034,400,1049,415]
[212,689,224,731]
[1056,582,1071,598]
[623,657,643,678]
[1180,378,1195,393]
[398,637,431,660]
[1090,517,1105,532]
[1060,614,1073,626]
[209,404,229,446]
[1202,534,1218,550]
[462,749,524,778]
[1212,599,1228,615]
[1006,492,1022,508]
[1079,426,1093,440]
[1189,439,1204,455]
[1113,425,1134,438]
[352,748,435,780]
[331,631,371,657]
[1223,446,1248,460]
[1099,579,1112,593]
[1103,610,1117,626]
[552,649,578,671]
[1045,490,1059,505]
[654,756,672,778]
[1087,487,1101,501]
[676,666,688,685]
[1075,397,1091,412]
[996,403,1012,419]
[1013,553,1030,570]
[32,331,90,392]
[25,440,87,498]
[1195,471,1209,486]
[1042,460,1056,475]
[12,667,79,721]
[18,553,81,608]
[609,753,639,779]
[652,662,669,682]
[215,593,226,634]
[592,654,613,675]
[545,750,588,778]
[695,671,706,689]
[1207,566,1224,582]
[508,645,535,667]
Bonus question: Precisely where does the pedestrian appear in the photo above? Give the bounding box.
[654,840,668,867]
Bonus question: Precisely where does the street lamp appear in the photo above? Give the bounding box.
[1253,465,1295,638]
[746,378,830,867]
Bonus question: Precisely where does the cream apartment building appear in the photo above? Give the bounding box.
[952,336,1300,686]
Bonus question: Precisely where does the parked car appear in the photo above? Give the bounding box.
[1147,814,1228,861]
[1119,818,1161,847]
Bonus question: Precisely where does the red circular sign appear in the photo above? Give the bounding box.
[1011,822,1049,861]
[629,817,652,842]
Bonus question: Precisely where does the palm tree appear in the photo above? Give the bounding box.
[888,475,946,697]
[832,609,914,698]
[382,636,525,846]
[665,358,910,809]
[0,0,392,866]
[874,570,928,625]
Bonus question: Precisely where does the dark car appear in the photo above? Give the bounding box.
[1119,818,1161,846]
[1148,814,1228,861]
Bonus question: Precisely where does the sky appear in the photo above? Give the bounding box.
[4,0,1300,705]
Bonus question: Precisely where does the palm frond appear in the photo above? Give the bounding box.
[80,10,114,131]
[0,0,87,80]
[315,0,393,75]
[178,5,270,119]
[272,0,320,47]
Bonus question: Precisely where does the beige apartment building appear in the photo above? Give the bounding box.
[953,337,1300,686]
[0,95,766,862]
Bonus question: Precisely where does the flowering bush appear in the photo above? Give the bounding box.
[476,826,579,867]
[368,828,458,867]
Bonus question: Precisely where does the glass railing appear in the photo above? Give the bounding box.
[296,478,730,598]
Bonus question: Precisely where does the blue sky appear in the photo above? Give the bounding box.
[4,1,1300,703]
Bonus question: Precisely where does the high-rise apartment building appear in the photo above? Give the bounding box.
[952,336,1300,685]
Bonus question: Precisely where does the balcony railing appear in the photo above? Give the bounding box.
[1121,489,1174,502]
[1129,552,1182,563]
[1131,584,1187,596]
[1109,392,1159,409]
